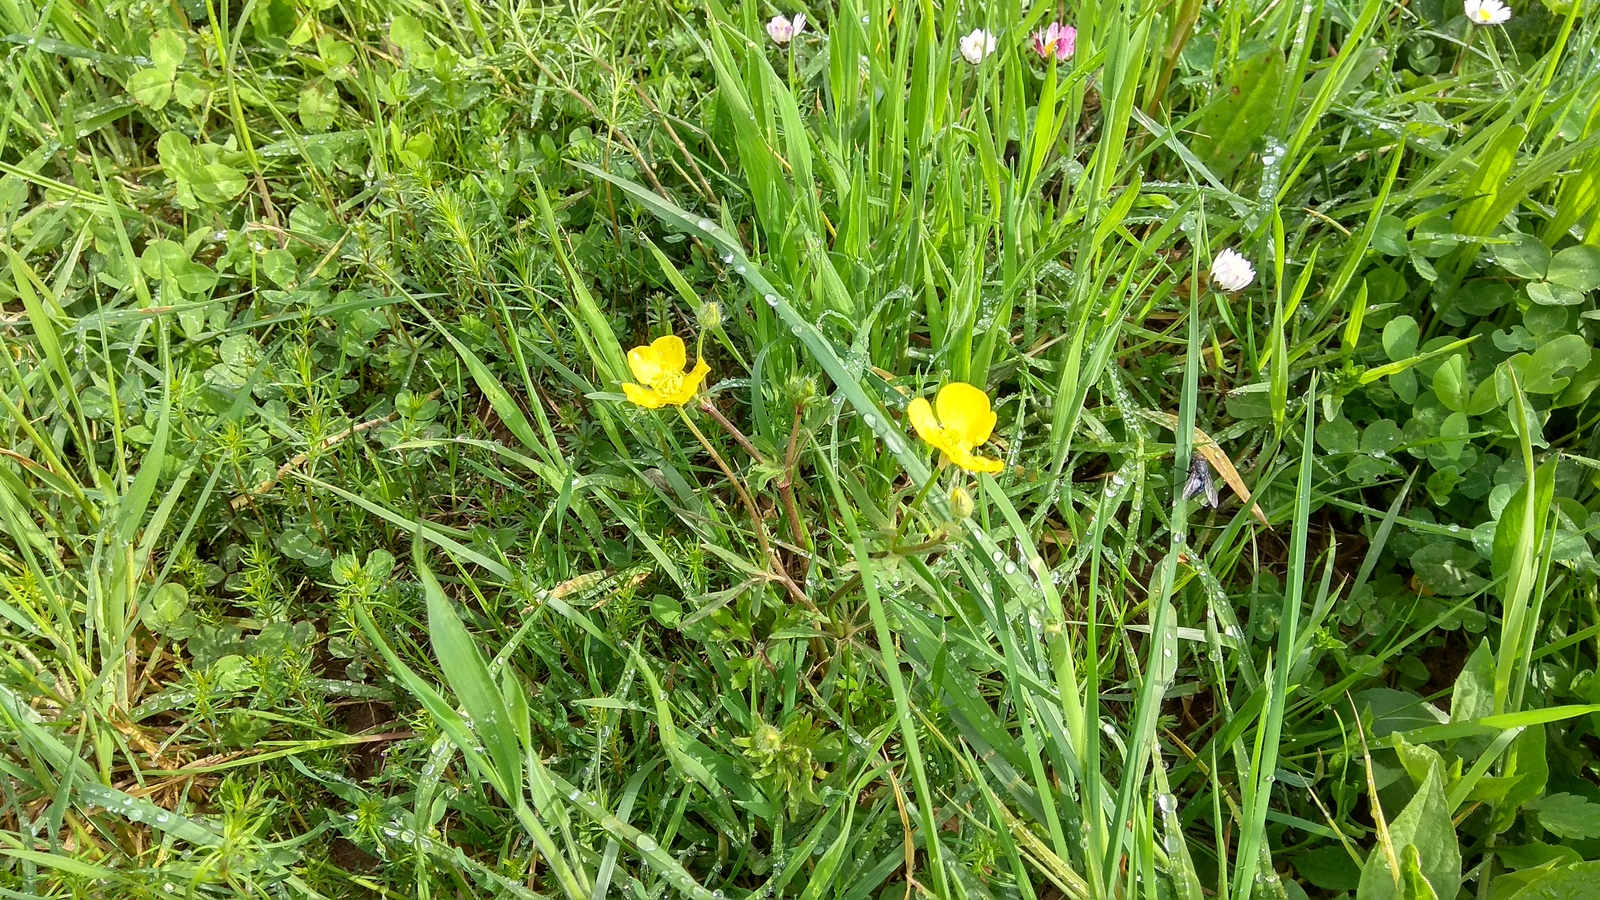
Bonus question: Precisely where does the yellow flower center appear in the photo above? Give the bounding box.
[651,370,684,395]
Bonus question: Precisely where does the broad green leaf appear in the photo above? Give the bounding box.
[1357,764,1460,900]
[1383,316,1419,361]
[139,239,218,294]
[299,80,339,132]
[1527,281,1587,306]
[157,132,247,209]
[1451,640,1496,724]
[1193,47,1287,180]
[1528,794,1600,840]
[1410,542,1487,597]
[1432,355,1469,412]
[1492,233,1551,279]
[1546,245,1600,291]
[1503,861,1600,900]
[127,67,173,109]
[390,14,434,65]
[149,29,185,73]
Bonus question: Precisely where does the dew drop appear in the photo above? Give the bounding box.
[991,549,1005,563]
[637,835,658,852]
[1003,562,1017,575]
[1156,792,1177,814]
[1449,524,1460,533]
[764,293,779,307]
[790,324,802,335]
[697,218,716,232]
[735,264,747,275]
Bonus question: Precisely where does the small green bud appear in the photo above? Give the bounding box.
[697,301,722,330]
[949,486,975,520]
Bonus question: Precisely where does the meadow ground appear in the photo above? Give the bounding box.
[4,0,1600,898]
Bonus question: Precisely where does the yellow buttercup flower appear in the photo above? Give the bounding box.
[622,335,711,409]
[907,382,1004,474]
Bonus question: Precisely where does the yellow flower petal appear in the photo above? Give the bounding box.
[907,397,943,445]
[649,335,687,378]
[627,345,667,387]
[947,447,1005,474]
[934,382,997,447]
[674,359,711,403]
[622,382,667,409]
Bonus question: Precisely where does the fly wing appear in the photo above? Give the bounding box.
[1182,456,1221,509]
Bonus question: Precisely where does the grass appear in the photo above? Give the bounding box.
[4,0,1600,897]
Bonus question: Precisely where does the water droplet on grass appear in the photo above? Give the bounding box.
[637,835,658,852]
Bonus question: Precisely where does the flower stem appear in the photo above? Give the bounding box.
[678,406,817,614]
[890,468,941,553]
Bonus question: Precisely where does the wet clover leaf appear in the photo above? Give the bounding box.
[157,132,247,209]
[1410,541,1488,597]
[139,239,218,294]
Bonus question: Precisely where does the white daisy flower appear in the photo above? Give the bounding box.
[1464,0,1512,25]
[1210,248,1256,292]
[959,29,997,65]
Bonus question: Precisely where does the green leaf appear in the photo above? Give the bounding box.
[139,239,217,294]
[149,29,185,74]
[157,132,247,209]
[1546,245,1600,291]
[1492,232,1550,279]
[299,80,339,132]
[1296,845,1362,891]
[1527,281,1587,307]
[1503,860,1600,900]
[390,14,433,65]
[1433,356,1469,412]
[127,67,173,109]
[1358,764,1460,900]
[1384,316,1420,361]
[261,248,298,287]
[139,583,193,636]
[1372,216,1410,256]
[1521,335,1591,394]
[1193,48,1287,180]
[1399,846,1439,900]
[1528,794,1600,840]
[1450,640,1495,724]
[1317,417,1360,454]
[173,72,210,109]
[417,541,523,803]
[1410,542,1488,597]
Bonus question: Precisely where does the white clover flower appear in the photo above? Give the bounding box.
[1210,248,1255,292]
[766,13,805,45]
[1464,0,1512,25]
[959,29,997,65]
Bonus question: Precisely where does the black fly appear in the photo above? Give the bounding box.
[1183,454,1221,508]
